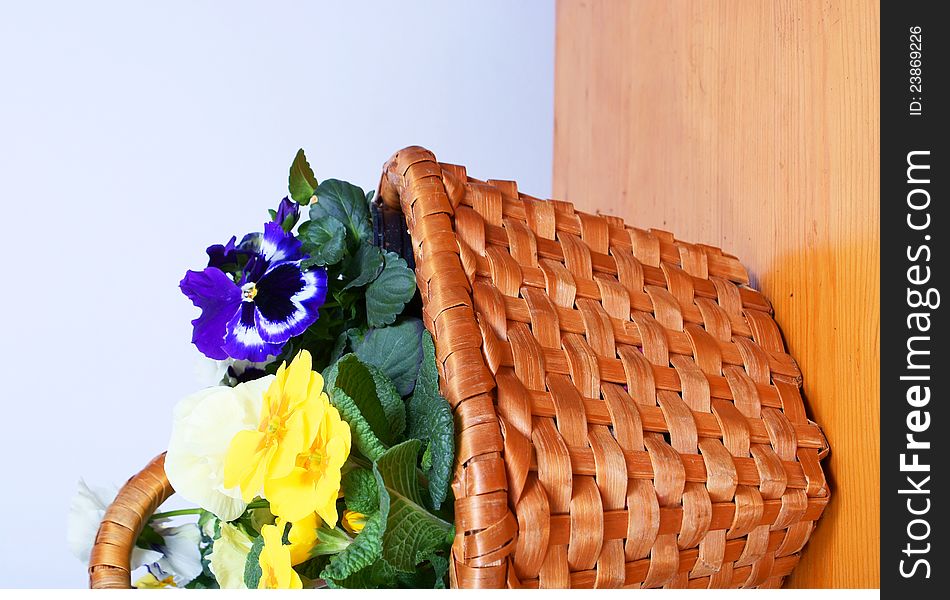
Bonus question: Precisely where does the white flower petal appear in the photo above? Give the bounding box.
[131,548,164,568]
[165,376,274,521]
[67,479,117,562]
[153,523,203,584]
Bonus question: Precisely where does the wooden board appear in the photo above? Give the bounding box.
[553,0,879,588]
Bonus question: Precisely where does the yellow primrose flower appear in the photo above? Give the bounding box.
[264,387,351,525]
[275,513,320,565]
[342,510,367,534]
[224,351,324,502]
[258,524,302,589]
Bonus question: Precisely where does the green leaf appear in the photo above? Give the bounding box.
[330,387,387,461]
[325,559,396,589]
[429,553,449,589]
[184,575,219,589]
[135,522,165,550]
[407,331,455,509]
[320,509,387,582]
[296,555,330,581]
[325,354,392,445]
[289,148,318,204]
[242,534,265,589]
[343,243,384,290]
[374,441,453,572]
[298,217,347,267]
[365,251,416,327]
[312,179,373,249]
[367,363,406,442]
[342,468,379,514]
[354,318,425,397]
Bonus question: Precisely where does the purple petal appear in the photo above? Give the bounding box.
[222,302,285,362]
[259,221,303,264]
[179,268,241,360]
[205,236,242,270]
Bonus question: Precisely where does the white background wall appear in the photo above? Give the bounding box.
[0,0,553,587]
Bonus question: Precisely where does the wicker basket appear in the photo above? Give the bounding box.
[89,146,830,589]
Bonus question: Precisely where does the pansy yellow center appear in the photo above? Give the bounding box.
[241,282,258,301]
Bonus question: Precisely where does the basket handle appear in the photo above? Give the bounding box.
[88,453,174,589]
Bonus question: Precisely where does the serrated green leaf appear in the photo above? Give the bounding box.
[365,251,416,327]
[342,468,379,514]
[343,243,384,290]
[429,553,449,588]
[374,441,453,572]
[289,148,318,204]
[354,318,424,397]
[330,388,386,461]
[312,179,373,250]
[320,509,387,582]
[325,354,392,445]
[325,558,396,589]
[407,331,455,509]
[367,363,406,441]
[242,534,265,589]
[298,217,347,267]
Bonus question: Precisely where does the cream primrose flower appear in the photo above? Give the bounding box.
[165,376,275,521]
[208,522,255,589]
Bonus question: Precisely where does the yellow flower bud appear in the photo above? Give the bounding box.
[342,510,367,534]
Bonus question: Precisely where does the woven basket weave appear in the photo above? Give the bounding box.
[89,146,829,589]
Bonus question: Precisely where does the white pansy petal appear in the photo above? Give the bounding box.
[67,480,117,562]
[131,548,164,569]
[154,523,203,584]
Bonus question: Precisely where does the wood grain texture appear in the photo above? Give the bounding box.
[553,0,879,588]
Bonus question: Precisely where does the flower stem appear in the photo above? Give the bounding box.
[149,499,270,522]
[149,508,202,520]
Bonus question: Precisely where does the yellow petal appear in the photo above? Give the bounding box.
[223,429,265,494]
[240,445,272,503]
[294,395,325,447]
[283,350,313,407]
[266,469,320,523]
[276,513,320,565]
[342,510,367,534]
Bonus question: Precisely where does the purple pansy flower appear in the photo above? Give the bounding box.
[180,222,328,362]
